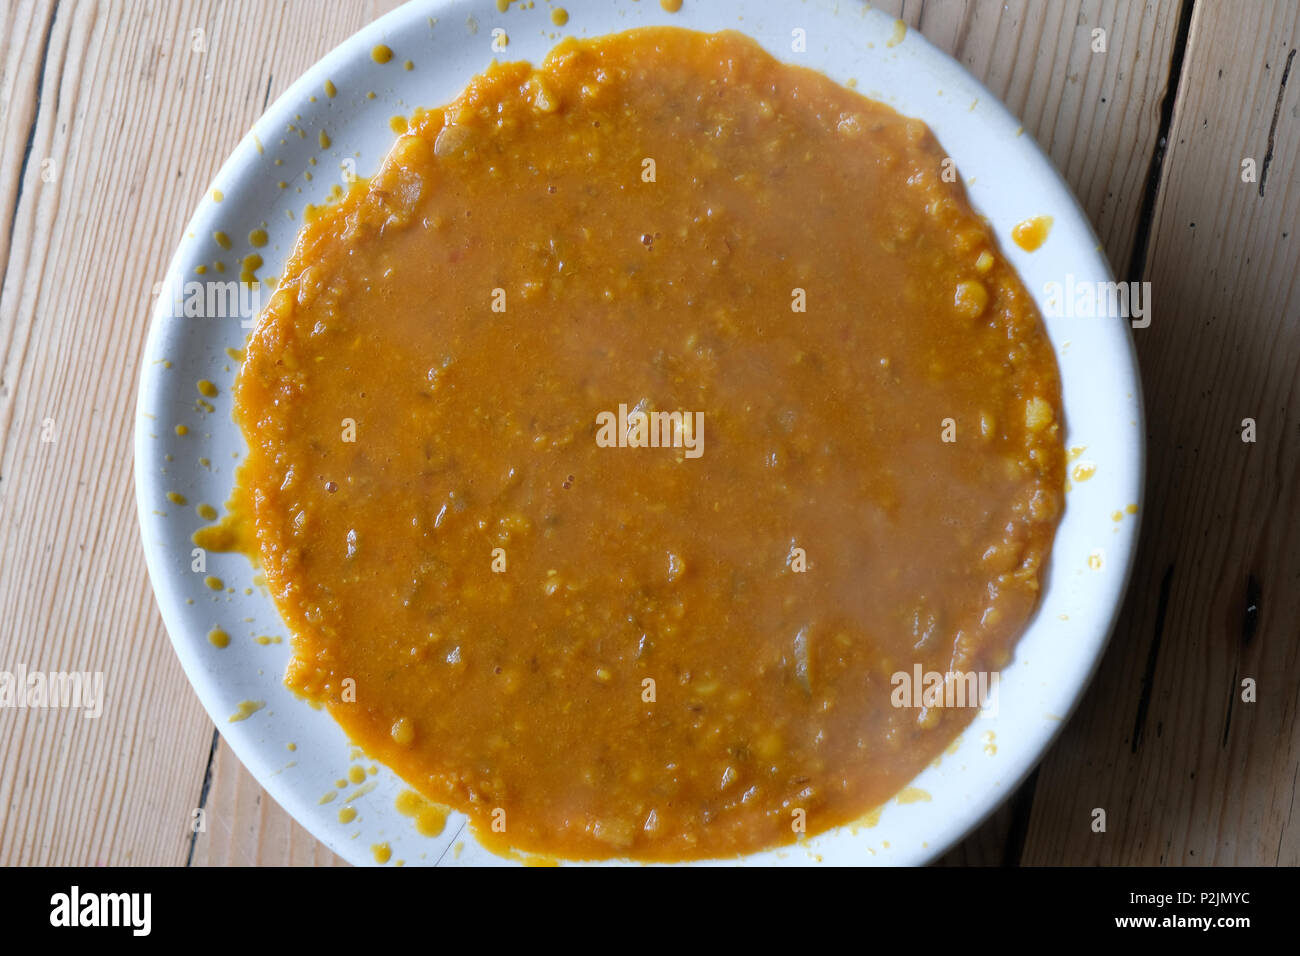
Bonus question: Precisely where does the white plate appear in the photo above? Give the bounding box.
[135,0,1144,866]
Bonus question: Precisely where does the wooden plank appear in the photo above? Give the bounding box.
[0,0,56,299]
[0,0,220,865]
[1021,0,1300,864]
[0,0,400,866]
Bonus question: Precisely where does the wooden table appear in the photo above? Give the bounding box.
[1,0,1295,866]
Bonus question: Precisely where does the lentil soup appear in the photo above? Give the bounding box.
[212,27,1065,861]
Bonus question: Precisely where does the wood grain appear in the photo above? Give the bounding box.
[0,0,400,866]
[0,0,218,865]
[1020,0,1300,865]
[0,0,1290,868]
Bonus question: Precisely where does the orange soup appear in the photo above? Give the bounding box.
[209,27,1064,861]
